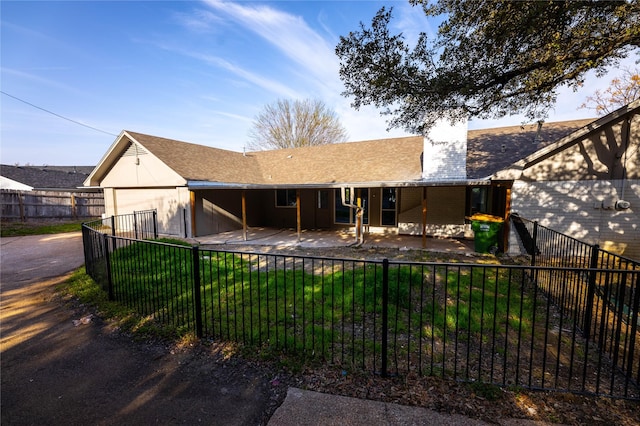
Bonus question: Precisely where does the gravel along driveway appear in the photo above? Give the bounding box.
[1,233,283,425]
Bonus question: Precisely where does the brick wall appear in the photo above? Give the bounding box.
[509,179,640,259]
[422,117,468,180]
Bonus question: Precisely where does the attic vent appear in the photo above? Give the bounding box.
[122,142,148,157]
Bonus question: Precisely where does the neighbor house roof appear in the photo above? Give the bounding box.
[1,164,94,191]
[86,114,603,189]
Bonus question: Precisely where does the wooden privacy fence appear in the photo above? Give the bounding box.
[0,189,104,221]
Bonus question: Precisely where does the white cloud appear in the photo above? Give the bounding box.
[172,8,224,33]
[1,67,83,94]
[202,0,340,92]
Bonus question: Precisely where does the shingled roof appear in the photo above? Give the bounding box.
[1,164,94,190]
[246,135,424,185]
[87,116,597,188]
[125,132,263,184]
[121,132,425,187]
[466,119,594,179]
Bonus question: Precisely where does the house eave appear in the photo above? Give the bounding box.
[187,178,491,190]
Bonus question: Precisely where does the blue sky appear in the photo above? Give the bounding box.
[1,1,636,166]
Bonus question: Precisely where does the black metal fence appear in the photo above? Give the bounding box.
[83,210,158,240]
[82,219,639,399]
[512,214,640,395]
[511,214,639,271]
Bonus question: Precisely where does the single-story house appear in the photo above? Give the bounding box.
[84,99,639,258]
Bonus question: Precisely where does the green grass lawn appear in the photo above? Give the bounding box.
[101,239,536,375]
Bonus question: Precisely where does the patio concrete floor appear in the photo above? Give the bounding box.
[194,227,476,256]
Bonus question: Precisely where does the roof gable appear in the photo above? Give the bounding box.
[493,99,640,180]
[127,131,262,184]
[467,119,594,179]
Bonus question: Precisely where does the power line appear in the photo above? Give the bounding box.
[1,90,118,137]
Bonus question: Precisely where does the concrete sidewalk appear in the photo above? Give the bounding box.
[268,387,548,426]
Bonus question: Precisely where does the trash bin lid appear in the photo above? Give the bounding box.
[467,213,504,222]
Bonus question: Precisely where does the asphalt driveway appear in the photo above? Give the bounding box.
[0,233,282,425]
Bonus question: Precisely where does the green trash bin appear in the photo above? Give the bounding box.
[469,214,504,254]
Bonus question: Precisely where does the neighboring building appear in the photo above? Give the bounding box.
[1,165,104,221]
[0,165,95,191]
[84,100,639,258]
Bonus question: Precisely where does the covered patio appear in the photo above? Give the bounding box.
[194,227,476,256]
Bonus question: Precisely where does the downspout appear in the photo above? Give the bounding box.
[340,186,365,246]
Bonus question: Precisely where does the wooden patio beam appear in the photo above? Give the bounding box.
[296,189,301,242]
[242,190,247,241]
[422,187,427,248]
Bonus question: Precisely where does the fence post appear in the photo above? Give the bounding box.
[82,225,91,276]
[625,271,640,380]
[192,246,203,338]
[110,215,116,237]
[133,210,139,240]
[153,211,158,239]
[531,221,538,267]
[583,244,600,340]
[71,194,77,219]
[183,208,188,238]
[381,258,389,377]
[103,233,114,301]
[18,192,25,222]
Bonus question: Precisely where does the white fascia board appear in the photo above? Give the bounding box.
[187,179,491,190]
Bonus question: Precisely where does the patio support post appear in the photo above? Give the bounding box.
[242,190,247,242]
[422,187,427,248]
[296,189,301,242]
[356,189,363,245]
[190,190,196,238]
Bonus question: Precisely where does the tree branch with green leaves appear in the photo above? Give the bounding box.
[336,0,640,133]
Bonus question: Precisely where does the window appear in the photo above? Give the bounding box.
[468,187,488,215]
[381,188,397,226]
[335,188,368,224]
[276,189,297,207]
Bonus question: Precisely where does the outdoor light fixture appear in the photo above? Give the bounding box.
[615,200,631,210]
